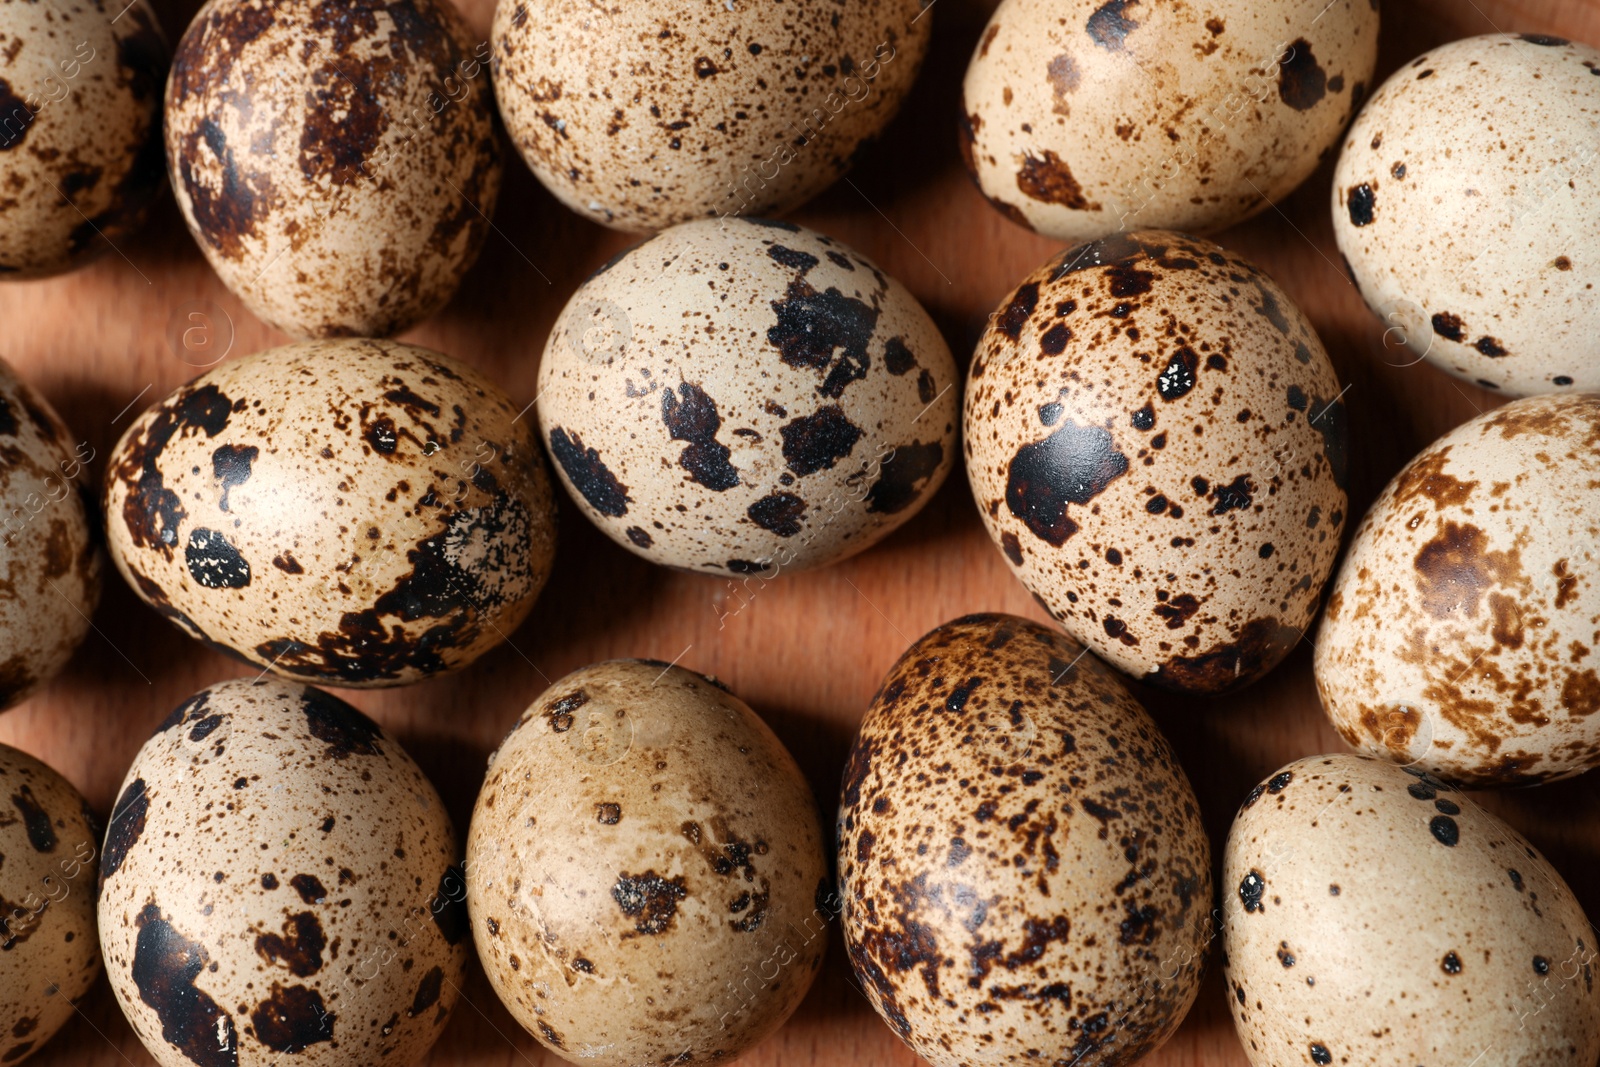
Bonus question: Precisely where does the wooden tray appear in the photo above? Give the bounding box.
[5,0,1598,1063]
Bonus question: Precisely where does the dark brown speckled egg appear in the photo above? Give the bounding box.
[839,614,1213,1067]
[466,660,828,1066]
[165,0,501,338]
[0,0,167,278]
[1224,753,1600,1067]
[102,339,557,688]
[98,677,468,1067]
[965,231,1348,694]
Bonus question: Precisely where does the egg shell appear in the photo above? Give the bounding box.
[965,231,1348,694]
[1223,753,1600,1067]
[0,356,100,711]
[491,0,929,232]
[465,660,828,1066]
[0,0,166,278]
[1315,393,1600,786]
[102,339,556,688]
[838,614,1213,1067]
[98,677,468,1067]
[536,216,958,576]
[165,0,502,339]
[960,0,1377,240]
[0,743,102,1066]
[1332,33,1600,396]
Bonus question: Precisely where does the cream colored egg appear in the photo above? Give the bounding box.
[1224,753,1600,1067]
[102,339,556,688]
[965,231,1348,693]
[0,0,166,278]
[0,356,100,711]
[490,0,929,232]
[0,743,101,1066]
[1332,33,1600,396]
[838,614,1213,1067]
[466,660,828,1066]
[961,0,1378,240]
[99,677,468,1067]
[166,0,502,339]
[1316,393,1600,786]
[537,217,957,576]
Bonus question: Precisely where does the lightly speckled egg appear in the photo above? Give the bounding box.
[98,677,469,1067]
[491,0,929,232]
[0,743,101,1066]
[1332,33,1600,396]
[466,659,828,1066]
[166,0,502,339]
[102,339,556,688]
[0,356,100,711]
[0,0,166,278]
[537,216,957,577]
[965,231,1348,694]
[838,614,1212,1067]
[1223,753,1600,1067]
[1315,393,1600,787]
[961,0,1378,240]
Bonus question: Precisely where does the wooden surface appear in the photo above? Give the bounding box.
[4,0,1600,1064]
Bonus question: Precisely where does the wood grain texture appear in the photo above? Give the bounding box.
[3,0,1599,1064]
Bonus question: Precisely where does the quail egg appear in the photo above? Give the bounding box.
[99,677,468,1067]
[1333,33,1600,395]
[838,613,1213,1067]
[166,0,502,338]
[1224,753,1600,1067]
[965,231,1348,693]
[0,0,166,277]
[466,659,829,1066]
[1316,392,1600,786]
[102,339,556,688]
[0,742,101,1066]
[537,217,957,576]
[961,0,1378,240]
[0,356,100,711]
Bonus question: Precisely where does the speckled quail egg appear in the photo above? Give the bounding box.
[0,0,166,278]
[965,231,1348,694]
[961,0,1378,240]
[0,743,101,1066]
[99,677,468,1067]
[466,659,828,1066]
[1224,753,1600,1067]
[838,614,1213,1067]
[1333,33,1600,396]
[1316,393,1600,786]
[537,217,957,576]
[102,339,556,688]
[491,0,929,232]
[166,0,502,338]
[0,356,100,711]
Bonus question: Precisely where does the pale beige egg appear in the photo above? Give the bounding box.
[0,356,100,711]
[466,660,828,1067]
[0,743,101,1066]
[838,614,1213,1067]
[537,217,957,576]
[1316,393,1600,786]
[0,0,166,278]
[961,0,1378,239]
[965,231,1348,694]
[166,0,501,338]
[102,339,556,688]
[491,0,930,231]
[1333,33,1600,396]
[1224,753,1600,1067]
[99,677,468,1067]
